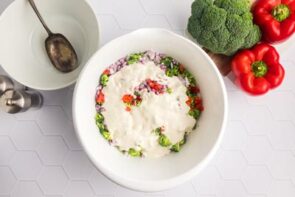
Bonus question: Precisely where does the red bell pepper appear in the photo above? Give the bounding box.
[231,43,285,95]
[253,0,295,43]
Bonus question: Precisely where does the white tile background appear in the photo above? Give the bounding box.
[1,0,295,196]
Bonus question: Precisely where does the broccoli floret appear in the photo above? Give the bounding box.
[201,6,227,31]
[188,0,261,56]
[243,25,261,49]
[95,113,104,123]
[128,148,142,157]
[171,137,186,152]
[189,109,201,120]
[188,15,202,39]
[213,25,231,53]
[100,74,109,86]
[224,34,245,55]
[158,134,172,147]
[226,13,251,39]
[183,70,196,85]
[191,0,213,18]
[127,53,143,65]
[100,129,111,141]
[214,0,250,15]
[160,56,174,67]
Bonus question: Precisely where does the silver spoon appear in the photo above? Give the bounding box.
[28,0,78,73]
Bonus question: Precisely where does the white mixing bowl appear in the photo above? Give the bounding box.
[0,0,99,90]
[73,28,228,192]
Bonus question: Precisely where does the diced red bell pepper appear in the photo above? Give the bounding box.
[96,91,105,104]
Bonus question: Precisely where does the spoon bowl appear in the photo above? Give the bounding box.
[28,0,78,73]
[45,33,78,73]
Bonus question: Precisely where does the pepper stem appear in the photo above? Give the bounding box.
[252,61,268,77]
[272,4,291,22]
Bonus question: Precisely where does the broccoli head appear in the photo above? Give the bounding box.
[188,0,261,56]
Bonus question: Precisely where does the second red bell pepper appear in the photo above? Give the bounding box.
[232,43,285,95]
[253,0,295,43]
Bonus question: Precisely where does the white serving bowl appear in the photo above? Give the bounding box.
[0,0,99,90]
[73,28,228,192]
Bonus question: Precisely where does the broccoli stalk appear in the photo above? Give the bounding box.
[188,0,261,56]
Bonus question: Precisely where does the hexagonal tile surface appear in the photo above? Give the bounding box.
[142,15,172,29]
[93,0,147,29]
[243,136,272,165]
[279,60,295,93]
[60,86,75,121]
[247,92,295,122]
[65,181,95,197]
[165,183,196,197]
[216,180,247,197]
[40,89,68,106]
[10,121,42,151]
[37,136,68,165]
[11,181,43,197]
[267,180,295,197]
[63,151,94,180]
[62,124,82,151]
[10,152,42,180]
[195,196,216,197]
[36,106,70,135]
[246,195,266,197]
[215,151,247,180]
[144,194,165,197]
[89,169,118,195]
[266,151,295,180]
[14,110,39,121]
[242,106,272,135]
[0,167,16,195]
[140,0,192,29]
[227,91,250,120]
[0,137,16,165]
[96,15,127,46]
[268,121,295,150]
[44,196,62,197]
[114,184,146,197]
[241,166,273,194]
[192,166,221,195]
[38,166,69,195]
[221,121,247,151]
[0,111,17,135]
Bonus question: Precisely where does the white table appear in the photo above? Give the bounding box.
[1,0,295,196]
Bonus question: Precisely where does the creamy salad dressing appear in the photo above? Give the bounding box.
[102,61,195,158]
[95,51,203,158]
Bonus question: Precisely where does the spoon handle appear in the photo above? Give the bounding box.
[28,0,52,35]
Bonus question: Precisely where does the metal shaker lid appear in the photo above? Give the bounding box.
[0,76,14,95]
[0,90,31,114]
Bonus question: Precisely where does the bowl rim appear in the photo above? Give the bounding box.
[0,0,101,91]
[73,28,228,192]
